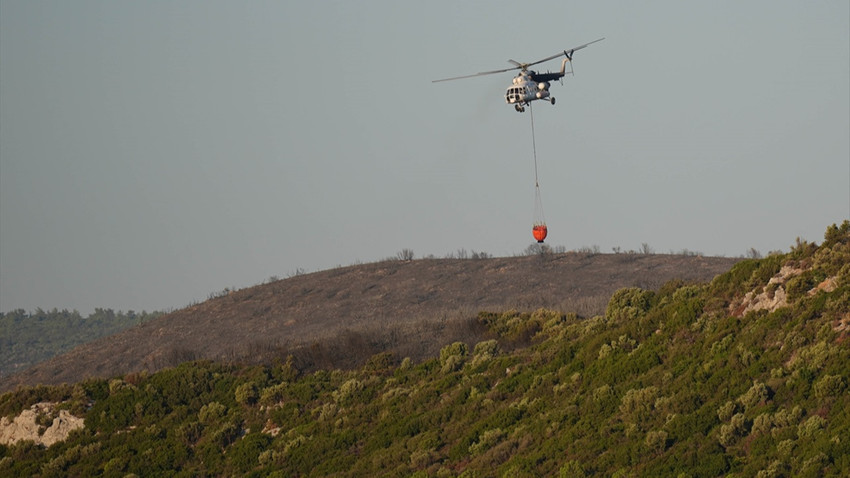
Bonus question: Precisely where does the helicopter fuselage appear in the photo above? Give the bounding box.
[504,60,569,112]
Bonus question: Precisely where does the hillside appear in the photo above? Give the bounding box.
[1,252,739,392]
[0,309,162,379]
[0,222,847,476]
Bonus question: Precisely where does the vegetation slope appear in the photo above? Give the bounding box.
[1,222,848,477]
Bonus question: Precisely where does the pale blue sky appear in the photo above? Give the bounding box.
[1,1,848,314]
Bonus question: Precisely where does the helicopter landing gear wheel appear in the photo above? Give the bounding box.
[515,105,525,113]
[550,97,556,105]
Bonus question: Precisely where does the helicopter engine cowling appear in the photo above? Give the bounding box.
[536,90,550,99]
[538,82,550,91]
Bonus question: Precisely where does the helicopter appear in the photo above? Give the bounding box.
[433,38,604,112]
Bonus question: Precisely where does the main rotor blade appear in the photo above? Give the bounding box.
[524,37,606,68]
[432,65,520,83]
[432,38,604,83]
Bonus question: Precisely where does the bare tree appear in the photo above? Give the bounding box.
[577,245,600,254]
[524,243,552,256]
[396,249,415,261]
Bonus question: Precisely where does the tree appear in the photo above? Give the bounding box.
[524,243,551,256]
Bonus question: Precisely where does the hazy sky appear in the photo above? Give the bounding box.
[1,1,848,314]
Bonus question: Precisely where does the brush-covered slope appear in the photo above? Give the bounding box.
[0,252,738,392]
[1,222,847,476]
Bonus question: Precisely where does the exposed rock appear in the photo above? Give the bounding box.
[262,422,282,437]
[731,265,806,316]
[835,312,850,333]
[741,285,789,315]
[0,402,85,447]
[809,276,838,296]
[732,260,842,318]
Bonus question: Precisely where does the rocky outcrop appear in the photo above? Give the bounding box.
[0,402,85,447]
[732,263,840,317]
[809,276,838,296]
[733,265,803,316]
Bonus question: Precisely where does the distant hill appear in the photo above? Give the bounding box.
[0,252,739,392]
[0,222,847,476]
[0,309,161,379]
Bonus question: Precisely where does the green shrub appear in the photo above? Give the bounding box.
[559,460,587,478]
[620,386,658,422]
[738,381,770,411]
[235,382,258,405]
[645,429,669,453]
[229,433,271,472]
[364,351,396,373]
[468,428,505,455]
[821,220,849,248]
[606,288,655,322]
[717,401,738,422]
[198,402,227,424]
[797,415,825,439]
[813,374,845,399]
[473,340,499,358]
[332,378,365,405]
[439,342,468,373]
[718,413,749,447]
[786,272,818,302]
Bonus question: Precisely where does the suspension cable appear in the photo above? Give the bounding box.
[530,103,539,187]
[530,104,545,225]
